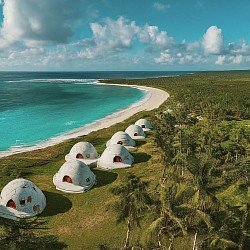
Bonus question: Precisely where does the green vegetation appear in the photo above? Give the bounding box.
[0,70,250,249]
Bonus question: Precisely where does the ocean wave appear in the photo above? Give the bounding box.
[6,79,98,84]
[65,120,77,126]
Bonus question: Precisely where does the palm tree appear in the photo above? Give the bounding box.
[144,182,191,249]
[110,173,151,249]
[0,217,67,249]
[186,152,227,249]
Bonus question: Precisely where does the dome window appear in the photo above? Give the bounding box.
[76,153,83,159]
[63,175,72,183]
[114,156,122,162]
[6,199,16,209]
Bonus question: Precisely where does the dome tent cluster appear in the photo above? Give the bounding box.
[98,118,152,169]
[53,142,97,193]
[0,118,152,221]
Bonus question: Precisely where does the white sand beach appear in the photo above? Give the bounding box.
[0,83,169,158]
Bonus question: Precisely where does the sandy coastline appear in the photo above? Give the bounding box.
[0,83,169,158]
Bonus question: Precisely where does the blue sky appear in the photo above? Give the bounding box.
[0,0,249,71]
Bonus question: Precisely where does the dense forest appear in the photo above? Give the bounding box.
[103,71,250,249]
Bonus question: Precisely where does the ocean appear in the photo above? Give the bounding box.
[0,71,192,153]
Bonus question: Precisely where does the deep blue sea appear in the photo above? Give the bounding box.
[0,71,192,152]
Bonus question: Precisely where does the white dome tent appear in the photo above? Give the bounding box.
[125,125,146,140]
[0,179,46,220]
[53,160,96,193]
[65,142,99,166]
[97,144,134,169]
[135,119,153,131]
[106,131,136,149]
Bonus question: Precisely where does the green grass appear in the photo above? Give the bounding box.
[0,110,164,249]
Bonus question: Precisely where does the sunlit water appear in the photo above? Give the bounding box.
[0,71,191,151]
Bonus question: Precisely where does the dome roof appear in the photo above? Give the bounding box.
[53,160,96,193]
[135,119,153,131]
[97,144,134,169]
[0,179,46,220]
[106,131,136,148]
[125,125,146,139]
[65,142,99,166]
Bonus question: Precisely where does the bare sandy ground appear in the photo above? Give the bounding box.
[0,83,169,158]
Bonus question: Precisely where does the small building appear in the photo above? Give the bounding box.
[135,119,153,131]
[97,144,134,169]
[65,142,99,166]
[53,160,96,193]
[125,124,146,140]
[0,179,46,220]
[106,131,136,149]
[163,108,173,114]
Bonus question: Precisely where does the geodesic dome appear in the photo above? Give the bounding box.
[106,131,136,149]
[65,142,99,166]
[135,119,153,131]
[53,160,96,193]
[125,124,146,140]
[97,144,134,169]
[0,179,46,220]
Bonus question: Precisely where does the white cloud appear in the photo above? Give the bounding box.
[202,26,223,54]
[138,24,175,50]
[154,50,175,64]
[214,40,250,66]
[153,2,171,11]
[227,41,250,55]
[186,41,200,51]
[154,45,208,65]
[229,55,244,64]
[7,48,44,61]
[78,17,139,59]
[215,55,225,65]
[91,17,138,51]
[0,4,249,70]
[132,57,141,64]
[78,19,177,59]
[178,54,205,65]
[1,0,82,45]
[77,48,96,59]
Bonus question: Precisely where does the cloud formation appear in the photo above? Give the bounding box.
[1,0,82,45]
[153,2,171,11]
[90,17,137,51]
[202,26,224,54]
[78,17,138,59]
[138,24,175,50]
[0,5,249,71]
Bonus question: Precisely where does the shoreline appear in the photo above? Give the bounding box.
[0,83,169,158]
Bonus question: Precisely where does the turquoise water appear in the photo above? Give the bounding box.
[0,78,144,151]
[0,71,192,152]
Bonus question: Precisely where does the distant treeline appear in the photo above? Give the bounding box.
[102,70,250,120]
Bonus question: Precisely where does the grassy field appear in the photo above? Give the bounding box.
[0,71,250,249]
[0,110,165,249]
